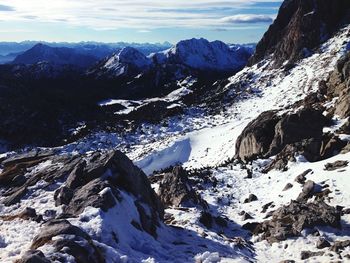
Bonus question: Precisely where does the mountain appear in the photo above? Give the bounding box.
[90,47,152,78]
[0,41,172,65]
[2,0,350,262]
[250,0,350,66]
[12,43,98,68]
[151,38,250,72]
[91,38,254,81]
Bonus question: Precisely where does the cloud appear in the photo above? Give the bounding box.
[0,4,14,11]
[0,0,281,29]
[221,14,274,24]
[138,30,152,33]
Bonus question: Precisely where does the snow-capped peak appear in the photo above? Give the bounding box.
[150,38,249,72]
[104,47,152,70]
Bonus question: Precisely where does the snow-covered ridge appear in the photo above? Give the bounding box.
[150,38,252,71]
[98,38,254,77]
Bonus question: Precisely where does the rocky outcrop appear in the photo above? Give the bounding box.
[157,166,207,209]
[249,0,350,67]
[0,149,165,261]
[248,200,341,243]
[235,111,280,162]
[325,51,350,118]
[236,108,329,162]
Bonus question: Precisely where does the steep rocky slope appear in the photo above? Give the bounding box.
[250,0,350,67]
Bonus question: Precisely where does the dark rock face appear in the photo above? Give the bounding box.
[325,51,350,118]
[0,150,164,240]
[249,0,350,67]
[249,200,341,243]
[236,108,328,163]
[157,166,207,209]
[235,111,280,162]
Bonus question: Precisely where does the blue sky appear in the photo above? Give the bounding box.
[0,1,282,44]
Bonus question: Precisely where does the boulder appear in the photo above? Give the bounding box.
[30,219,104,263]
[157,166,207,208]
[324,160,349,171]
[236,108,328,163]
[235,111,280,162]
[295,169,312,184]
[300,251,324,260]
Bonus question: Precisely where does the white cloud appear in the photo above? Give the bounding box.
[221,14,275,24]
[0,0,280,29]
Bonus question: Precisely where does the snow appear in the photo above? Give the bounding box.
[1,22,350,263]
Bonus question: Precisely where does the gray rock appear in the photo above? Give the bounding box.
[300,251,324,260]
[316,238,331,249]
[295,169,312,184]
[283,183,293,191]
[15,250,50,263]
[31,219,91,250]
[324,160,349,171]
[244,194,258,203]
[253,200,341,243]
[157,166,207,209]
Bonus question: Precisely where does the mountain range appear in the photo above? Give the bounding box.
[0,0,350,262]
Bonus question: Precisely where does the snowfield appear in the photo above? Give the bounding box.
[1,25,350,263]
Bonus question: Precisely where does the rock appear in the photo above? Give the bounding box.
[320,135,347,159]
[324,160,349,171]
[15,250,50,263]
[236,108,328,163]
[330,240,350,252]
[64,178,118,215]
[1,207,41,222]
[242,222,260,233]
[255,200,341,243]
[297,180,316,201]
[199,212,213,229]
[242,212,254,221]
[269,108,328,156]
[31,219,104,263]
[54,186,74,206]
[300,251,324,260]
[283,183,293,191]
[235,111,280,162]
[339,118,350,134]
[316,238,331,249]
[157,166,207,208]
[31,219,91,250]
[249,0,350,67]
[341,143,350,154]
[279,261,295,263]
[262,202,274,213]
[244,194,258,203]
[1,150,164,239]
[295,169,312,184]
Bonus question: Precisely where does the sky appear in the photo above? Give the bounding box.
[0,1,283,44]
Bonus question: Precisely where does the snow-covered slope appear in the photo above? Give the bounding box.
[93,47,152,77]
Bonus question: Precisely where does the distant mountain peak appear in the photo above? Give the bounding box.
[12,44,97,68]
